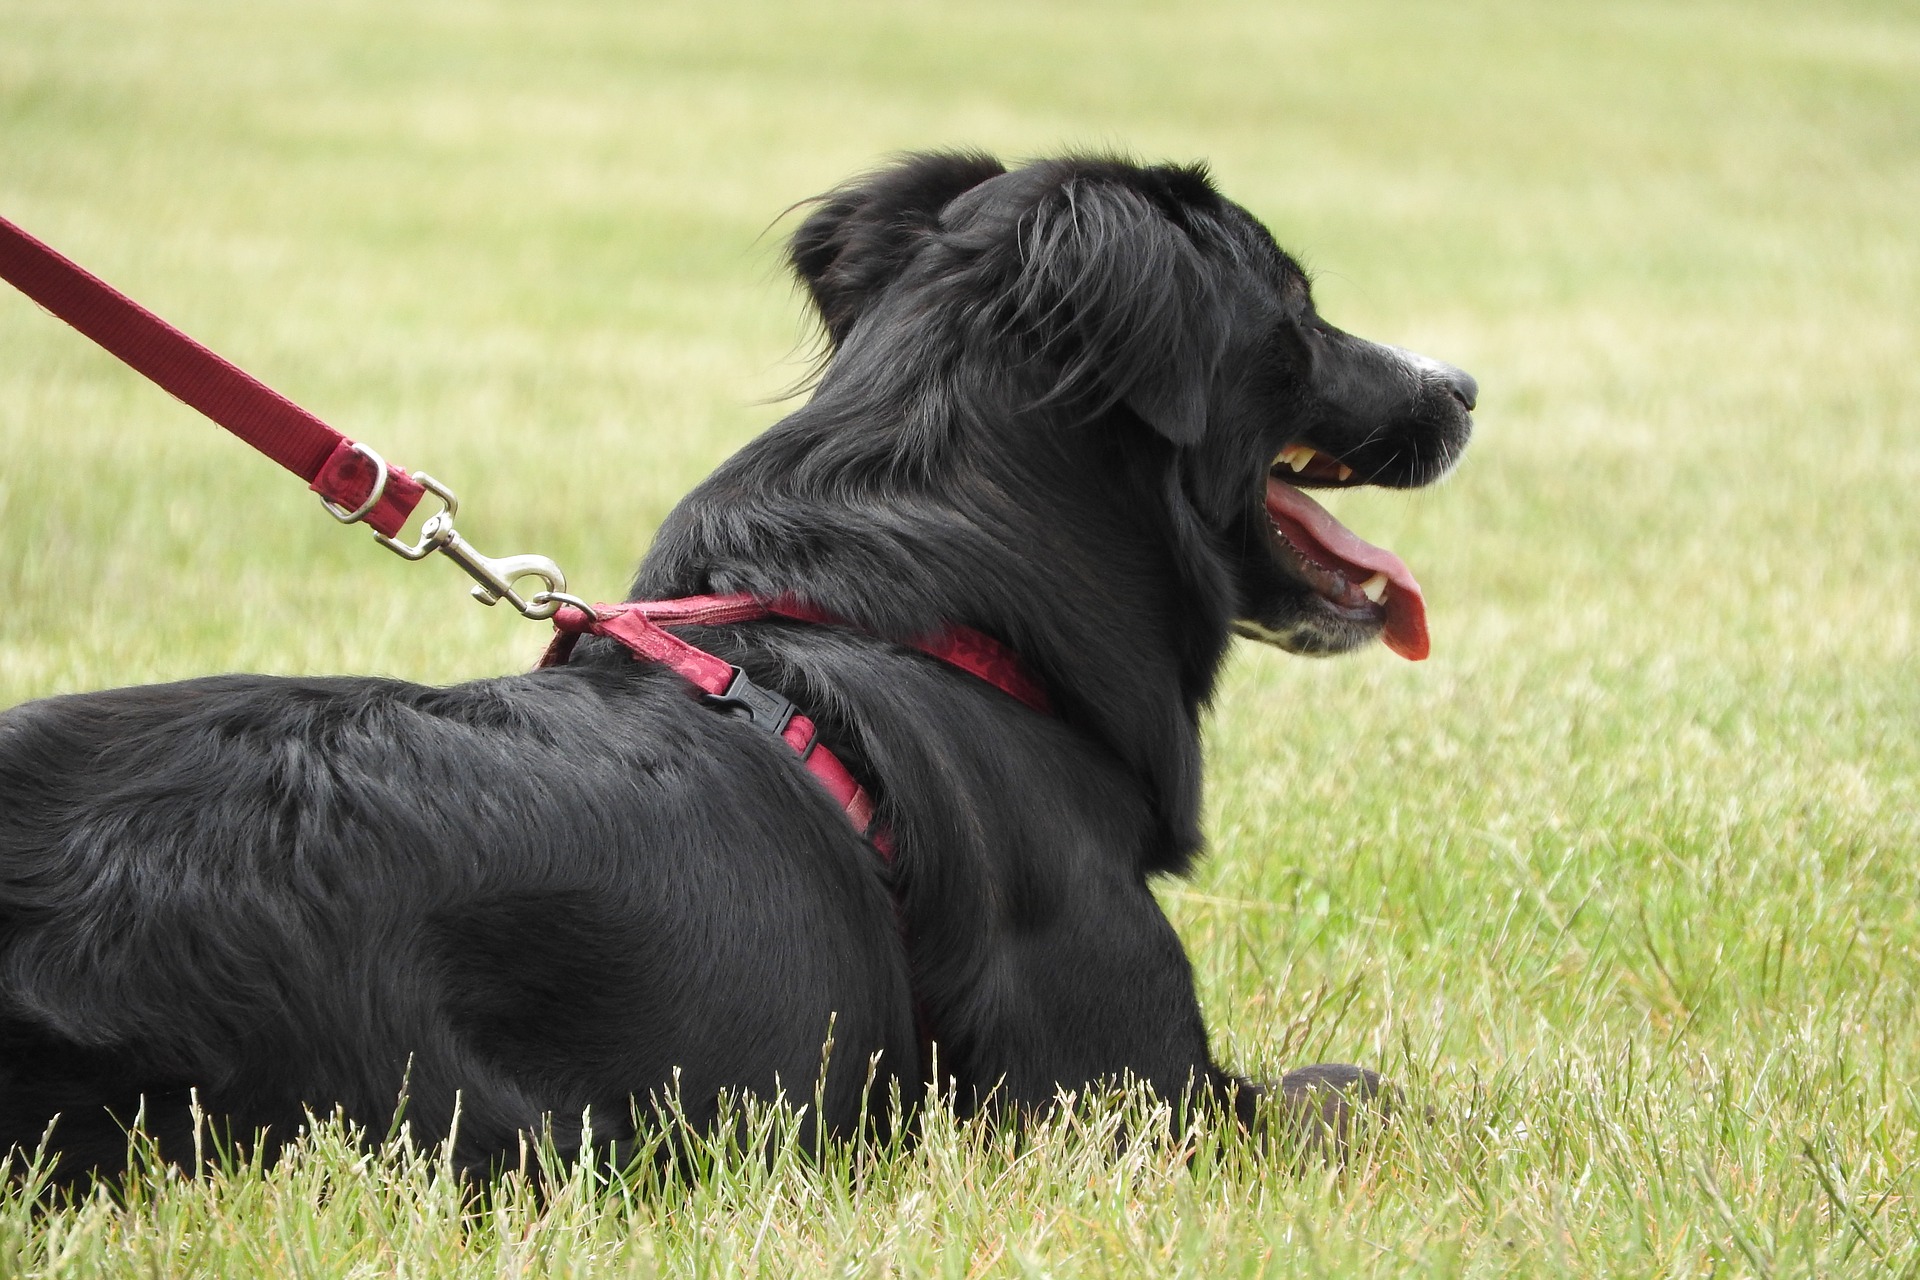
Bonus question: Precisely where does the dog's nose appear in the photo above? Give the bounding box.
[1387,344,1478,412]
[1440,364,1477,412]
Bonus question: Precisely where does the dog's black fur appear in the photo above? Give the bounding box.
[0,153,1473,1186]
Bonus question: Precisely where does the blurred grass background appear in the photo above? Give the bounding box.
[3,0,1918,1273]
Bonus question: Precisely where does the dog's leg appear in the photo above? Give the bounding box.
[923,870,1230,1120]
[918,862,1399,1161]
[1212,1064,1399,1161]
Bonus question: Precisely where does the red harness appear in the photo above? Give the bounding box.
[539,595,1050,854]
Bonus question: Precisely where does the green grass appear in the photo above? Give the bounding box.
[3,0,1918,1273]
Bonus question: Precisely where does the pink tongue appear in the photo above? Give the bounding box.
[1265,476,1429,661]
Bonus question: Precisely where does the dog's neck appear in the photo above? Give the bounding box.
[631,389,1240,864]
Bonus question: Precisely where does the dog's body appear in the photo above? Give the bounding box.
[0,154,1473,1184]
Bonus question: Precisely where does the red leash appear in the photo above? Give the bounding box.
[0,211,1053,852]
[0,212,582,618]
[0,214,424,538]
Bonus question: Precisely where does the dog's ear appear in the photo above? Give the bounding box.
[791,151,1008,347]
[1014,165,1230,445]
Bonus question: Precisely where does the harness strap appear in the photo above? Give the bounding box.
[0,214,423,537]
[540,595,1050,853]
[563,595,1049,713]
[765,598,1050,716]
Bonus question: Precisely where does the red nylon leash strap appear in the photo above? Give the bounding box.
[539,595,1053,853]
[0,214,423,537]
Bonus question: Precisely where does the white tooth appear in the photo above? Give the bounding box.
[1358,572,1389,604]
[1276,445,1315,473]
[1337,464,1353,482]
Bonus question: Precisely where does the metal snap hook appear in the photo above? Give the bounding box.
[363,472,581,621]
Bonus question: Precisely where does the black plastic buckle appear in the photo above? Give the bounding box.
[702,666,814,756]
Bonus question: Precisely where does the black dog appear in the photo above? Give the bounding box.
[0,153,1474,1185]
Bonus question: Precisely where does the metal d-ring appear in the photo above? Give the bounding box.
[529,591,600,623]
[318,441,390,525]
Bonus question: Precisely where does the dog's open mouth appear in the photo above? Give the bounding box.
[1265,446,1429,661]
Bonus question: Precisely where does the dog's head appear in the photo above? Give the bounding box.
[789,152,1475,663]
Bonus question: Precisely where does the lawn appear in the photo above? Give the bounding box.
[2,0,1917,1274]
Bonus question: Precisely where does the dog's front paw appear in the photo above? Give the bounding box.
[1243,1063,1398,1160]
